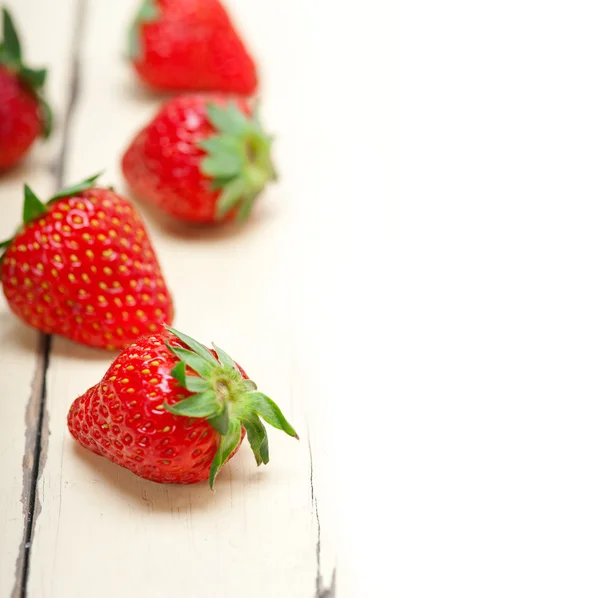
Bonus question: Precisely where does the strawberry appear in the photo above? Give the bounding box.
[127,0,257,95]
[0,174,174,350]
[67,326,298,486]
[122,94,276,223]
[0,7,52,170]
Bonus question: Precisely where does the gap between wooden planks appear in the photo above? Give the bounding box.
[2,0,339,597]
[0,0,80,596]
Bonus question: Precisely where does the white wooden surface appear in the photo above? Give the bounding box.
[0,1,343,596]
[6,1,600,597]
[0,1,79,595]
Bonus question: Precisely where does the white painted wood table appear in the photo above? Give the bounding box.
[0,1,343,596]
[7,1,600,597]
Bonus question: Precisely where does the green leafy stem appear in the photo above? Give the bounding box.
[164,325,298,488]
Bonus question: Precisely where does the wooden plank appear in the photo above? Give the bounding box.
[14,0,600,596]
[0,1,79,596]
[27,0,337,596]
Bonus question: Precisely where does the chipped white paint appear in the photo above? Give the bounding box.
[1,0,339,596]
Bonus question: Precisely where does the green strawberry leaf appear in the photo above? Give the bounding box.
[185,376,212,393]
[207,408,230,436]
[127,0,160,60]
[50,171,103,201]
[199,102,277,222]
[215,178,247,219]
[246,392,299,438]
[171,361,187,387]
[209,419,242,489]
[202,153,243,179]
[23,185,47,223]
[127,27,140,61]
[209,175,235,192]
[37,93,53,139]
[137,0,160,22]
[165,391,220,419]
[212,343,239,371]
[20,66,46,89]
[206,103,249,136]
[161,329,298,489]
[171,363,212,393]
[199,136,232,156]
[165,326,220,366]
[225,103,253,133]
[165,342,214,379]
[243,413,269,466]
[2,8,21,62]
[235,193,260,223]
[241,379,258,391]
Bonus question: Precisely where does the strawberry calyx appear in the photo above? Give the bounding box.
[0,8,53,138]
[164,325,298,488]
[0,172,103,256]
[200,102,277,222]
[127,0,160,60]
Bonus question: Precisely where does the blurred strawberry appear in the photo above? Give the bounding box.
[127,0,258,95]
[122,94,276,223]
[0,7,52,170]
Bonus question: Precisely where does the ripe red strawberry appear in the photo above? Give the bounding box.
[0,8,52,170]
[0,174,174,350]
[127,0,257,95]
[122,94,276,223]
[67,326,298,486]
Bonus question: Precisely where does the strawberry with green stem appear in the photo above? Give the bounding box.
[122,94,276,223]
[0,7,52,170]
[1,173,174,350]
[67,326,298,486]
[127,0,258,95]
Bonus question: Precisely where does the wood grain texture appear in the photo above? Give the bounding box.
[17,1,339,596]
[0,1,79,596]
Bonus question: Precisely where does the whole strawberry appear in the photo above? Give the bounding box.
[122,94,276,223]
[0,7,52,170]
[127,0,257,95]
[68,326,297,486]
[0,174,174,350]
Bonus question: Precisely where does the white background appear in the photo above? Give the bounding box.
[296,0,600,596]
